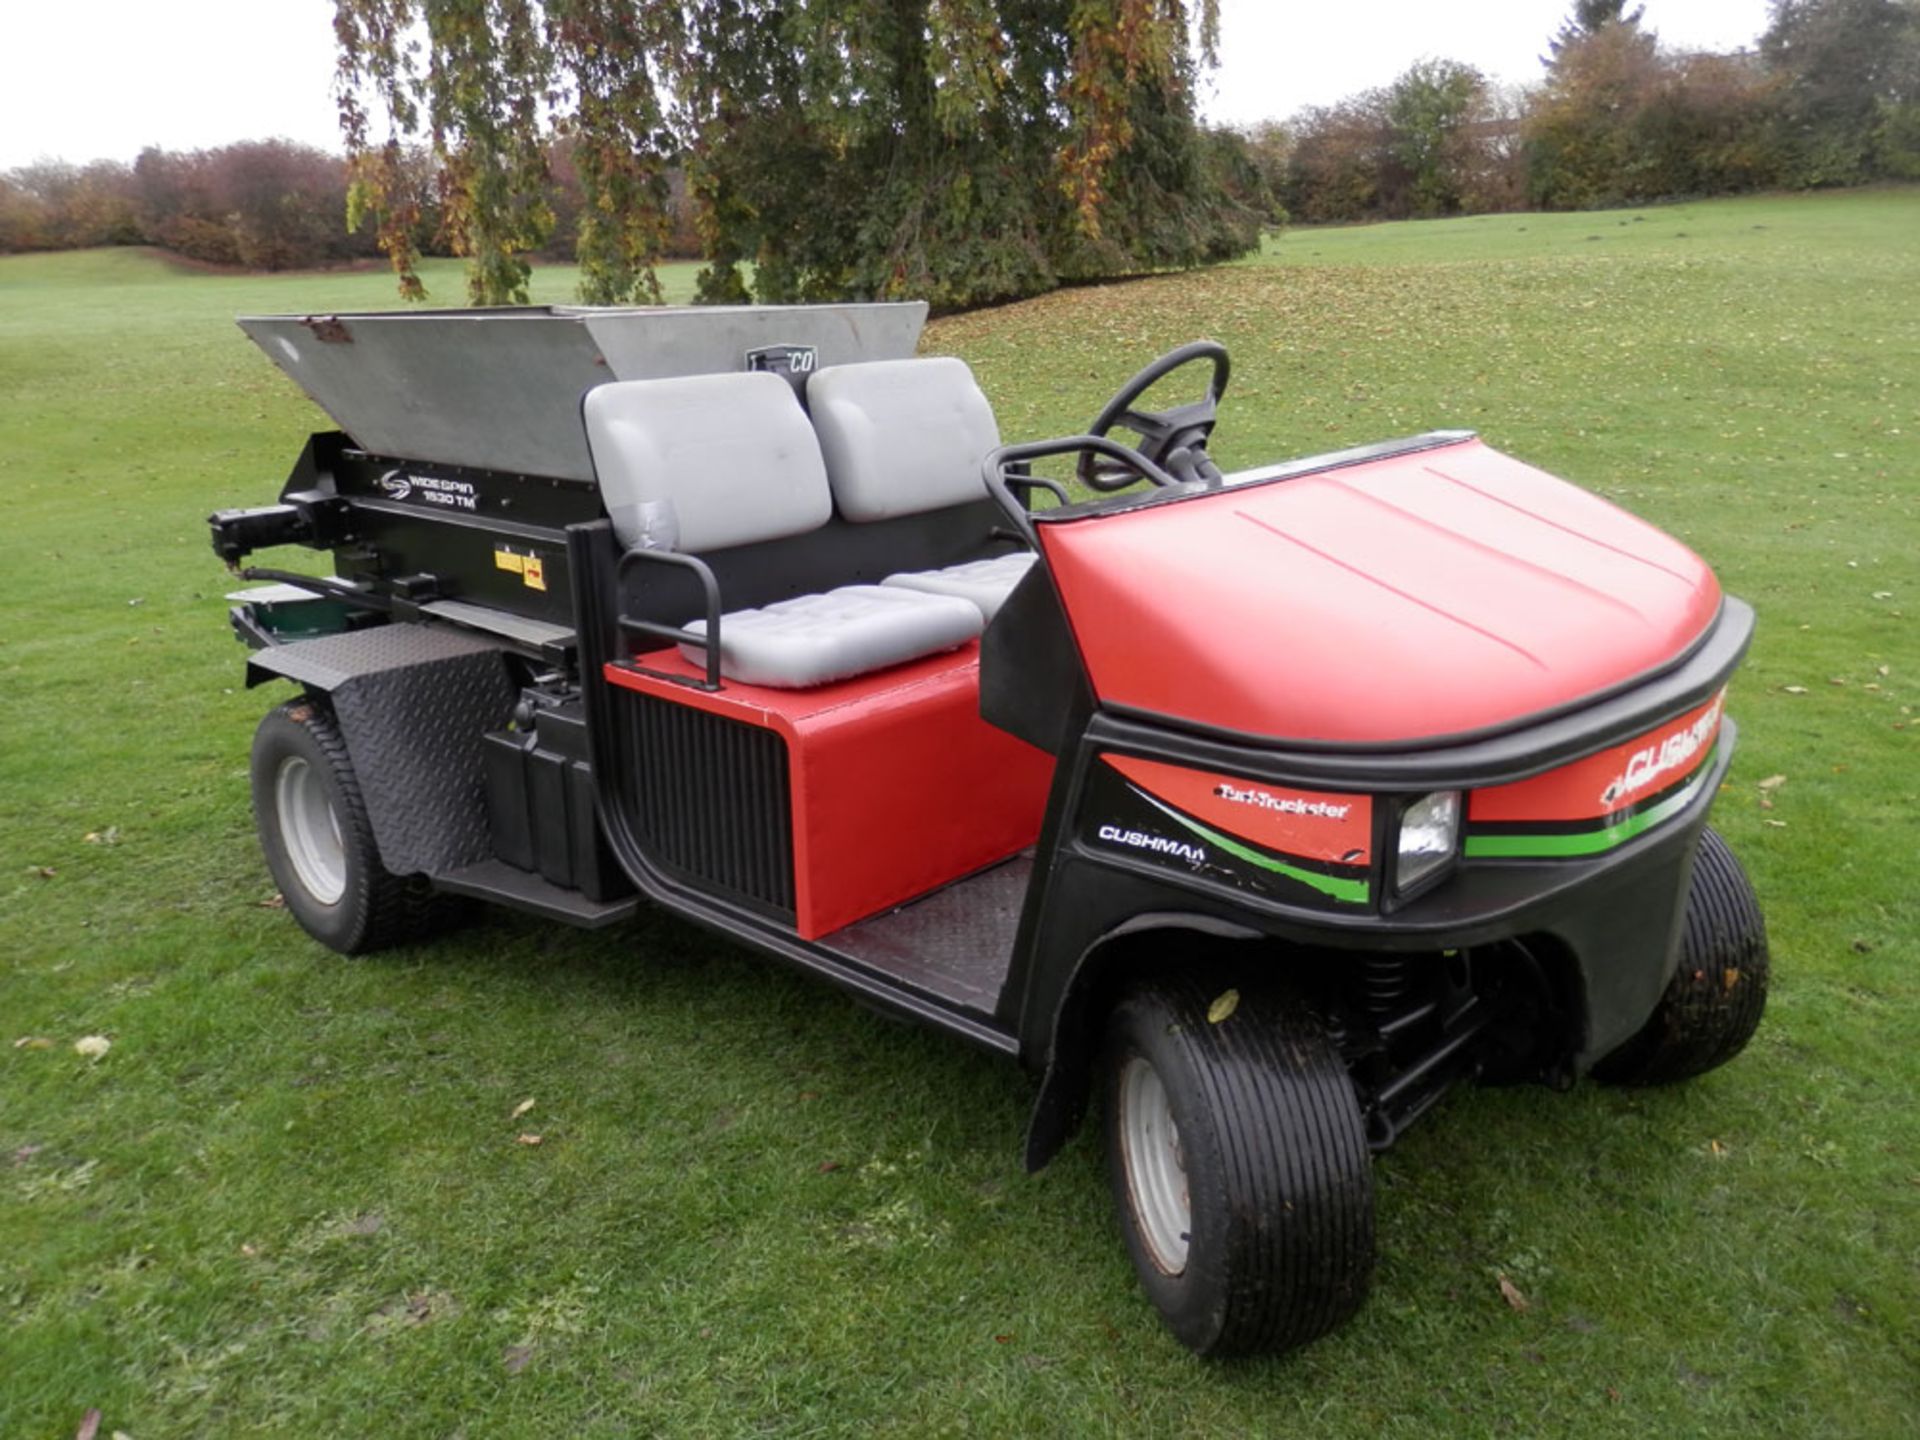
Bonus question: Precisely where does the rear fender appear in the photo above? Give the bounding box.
[244,625,519,876]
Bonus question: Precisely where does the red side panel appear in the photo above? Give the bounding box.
[605,645,1054,939]
[1103,754,1372,864]
[1471,689,1725,823]
[1039,437,1721,745]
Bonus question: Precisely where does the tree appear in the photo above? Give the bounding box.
[1762,0,1920,183]
[1526,12,1664,205]
[4,161,141,249]
[1383,60,1487,217]
[1283,91,1392,222]
[330,0,1247,308]
[1545,0,1648,62]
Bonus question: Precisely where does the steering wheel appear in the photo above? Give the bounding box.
[1078,340,1232,492]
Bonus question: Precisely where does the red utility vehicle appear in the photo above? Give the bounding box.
[211,305,1767,1354]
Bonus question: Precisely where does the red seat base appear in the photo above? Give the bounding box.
[605,644,1054,939]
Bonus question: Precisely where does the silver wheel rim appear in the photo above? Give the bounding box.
[275,755,347,905]
[1119,1055,1190,1275]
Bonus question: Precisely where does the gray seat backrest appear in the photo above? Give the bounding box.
[583,372,832,552]
[806,357,1001,523]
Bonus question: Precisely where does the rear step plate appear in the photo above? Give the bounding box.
[432,858,639,928]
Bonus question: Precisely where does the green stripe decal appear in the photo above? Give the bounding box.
[1463,767,1709,859]
[1135,791,1371,905]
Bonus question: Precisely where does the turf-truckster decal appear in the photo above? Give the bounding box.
[1465,689,1728,858]
[1085,754,1373,907]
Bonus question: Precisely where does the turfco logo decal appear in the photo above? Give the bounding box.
[378,470,479,511]
[1599,694,1723,810]
[1098,824,1206,865]
[1213,783,1351,820]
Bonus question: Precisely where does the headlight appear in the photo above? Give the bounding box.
[1396,790,1461,892]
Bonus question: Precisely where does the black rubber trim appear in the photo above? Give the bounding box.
[1088,597,1751,787]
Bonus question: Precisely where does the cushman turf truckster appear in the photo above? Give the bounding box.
[209,302,1768,1355]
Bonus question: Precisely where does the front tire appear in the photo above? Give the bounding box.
[250,697,440,955]
[1594,827,1769,1085]
[1100,976,1375,1356]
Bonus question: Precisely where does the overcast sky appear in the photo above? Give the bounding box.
[0,1,1776,171]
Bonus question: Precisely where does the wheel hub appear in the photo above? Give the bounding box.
[1119,1054,1191,1275]
[275,755,347,905]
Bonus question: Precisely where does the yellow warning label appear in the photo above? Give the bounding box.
[522,556,546,591]
[494,548,524,574]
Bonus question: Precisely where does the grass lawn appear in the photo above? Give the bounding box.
[3,192,1916,1436]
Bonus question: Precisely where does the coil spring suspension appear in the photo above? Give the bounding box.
[1361,954,1414,1019]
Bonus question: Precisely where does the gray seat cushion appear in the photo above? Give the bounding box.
[881,552,1038,621]
[680,585,984,689]
[584,372,831,552]
[807,357,1001,522]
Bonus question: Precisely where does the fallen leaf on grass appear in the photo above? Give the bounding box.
[503,1343,535,1374]
[515,1133,543,1146]
[14,1036,54,1050]
[1709,1139,1728,1158]
[257,894,285,910]
[73,1036,112,1060]
[1497,1275,1530,1312]
[510,1097,536,1120]
[28,866,56,879]
[1756,775,1786,809]
[75,1410,101,1440]
[817,1161,842,1173]
[83,827,120,846]
[1208,989,1241,1024]
[1780,686,1809,695]
[1764,819,1788,829]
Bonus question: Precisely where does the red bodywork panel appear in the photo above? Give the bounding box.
[605,645,1053,940]
[1103,754,1372,865]
[1472,688,1726,824]
[1039,437,1721,746]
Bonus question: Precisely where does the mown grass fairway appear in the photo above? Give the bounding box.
[3,191,1917,1435]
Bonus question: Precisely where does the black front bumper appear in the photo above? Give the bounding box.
[1021,720,1736,1073]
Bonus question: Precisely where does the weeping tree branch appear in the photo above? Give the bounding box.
[332,0,1232,308]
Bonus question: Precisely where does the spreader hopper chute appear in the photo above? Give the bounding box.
[237,302,930,481]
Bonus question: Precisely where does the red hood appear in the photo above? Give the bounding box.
[1037,436,1721,746]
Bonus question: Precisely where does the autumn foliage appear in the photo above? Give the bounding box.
[1273,0,1920,224]
[0,142,381,269]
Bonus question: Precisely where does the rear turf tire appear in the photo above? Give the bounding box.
[1100,975,1375,1356]
[1594,827,1769,1086]
[250,697,442,955]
